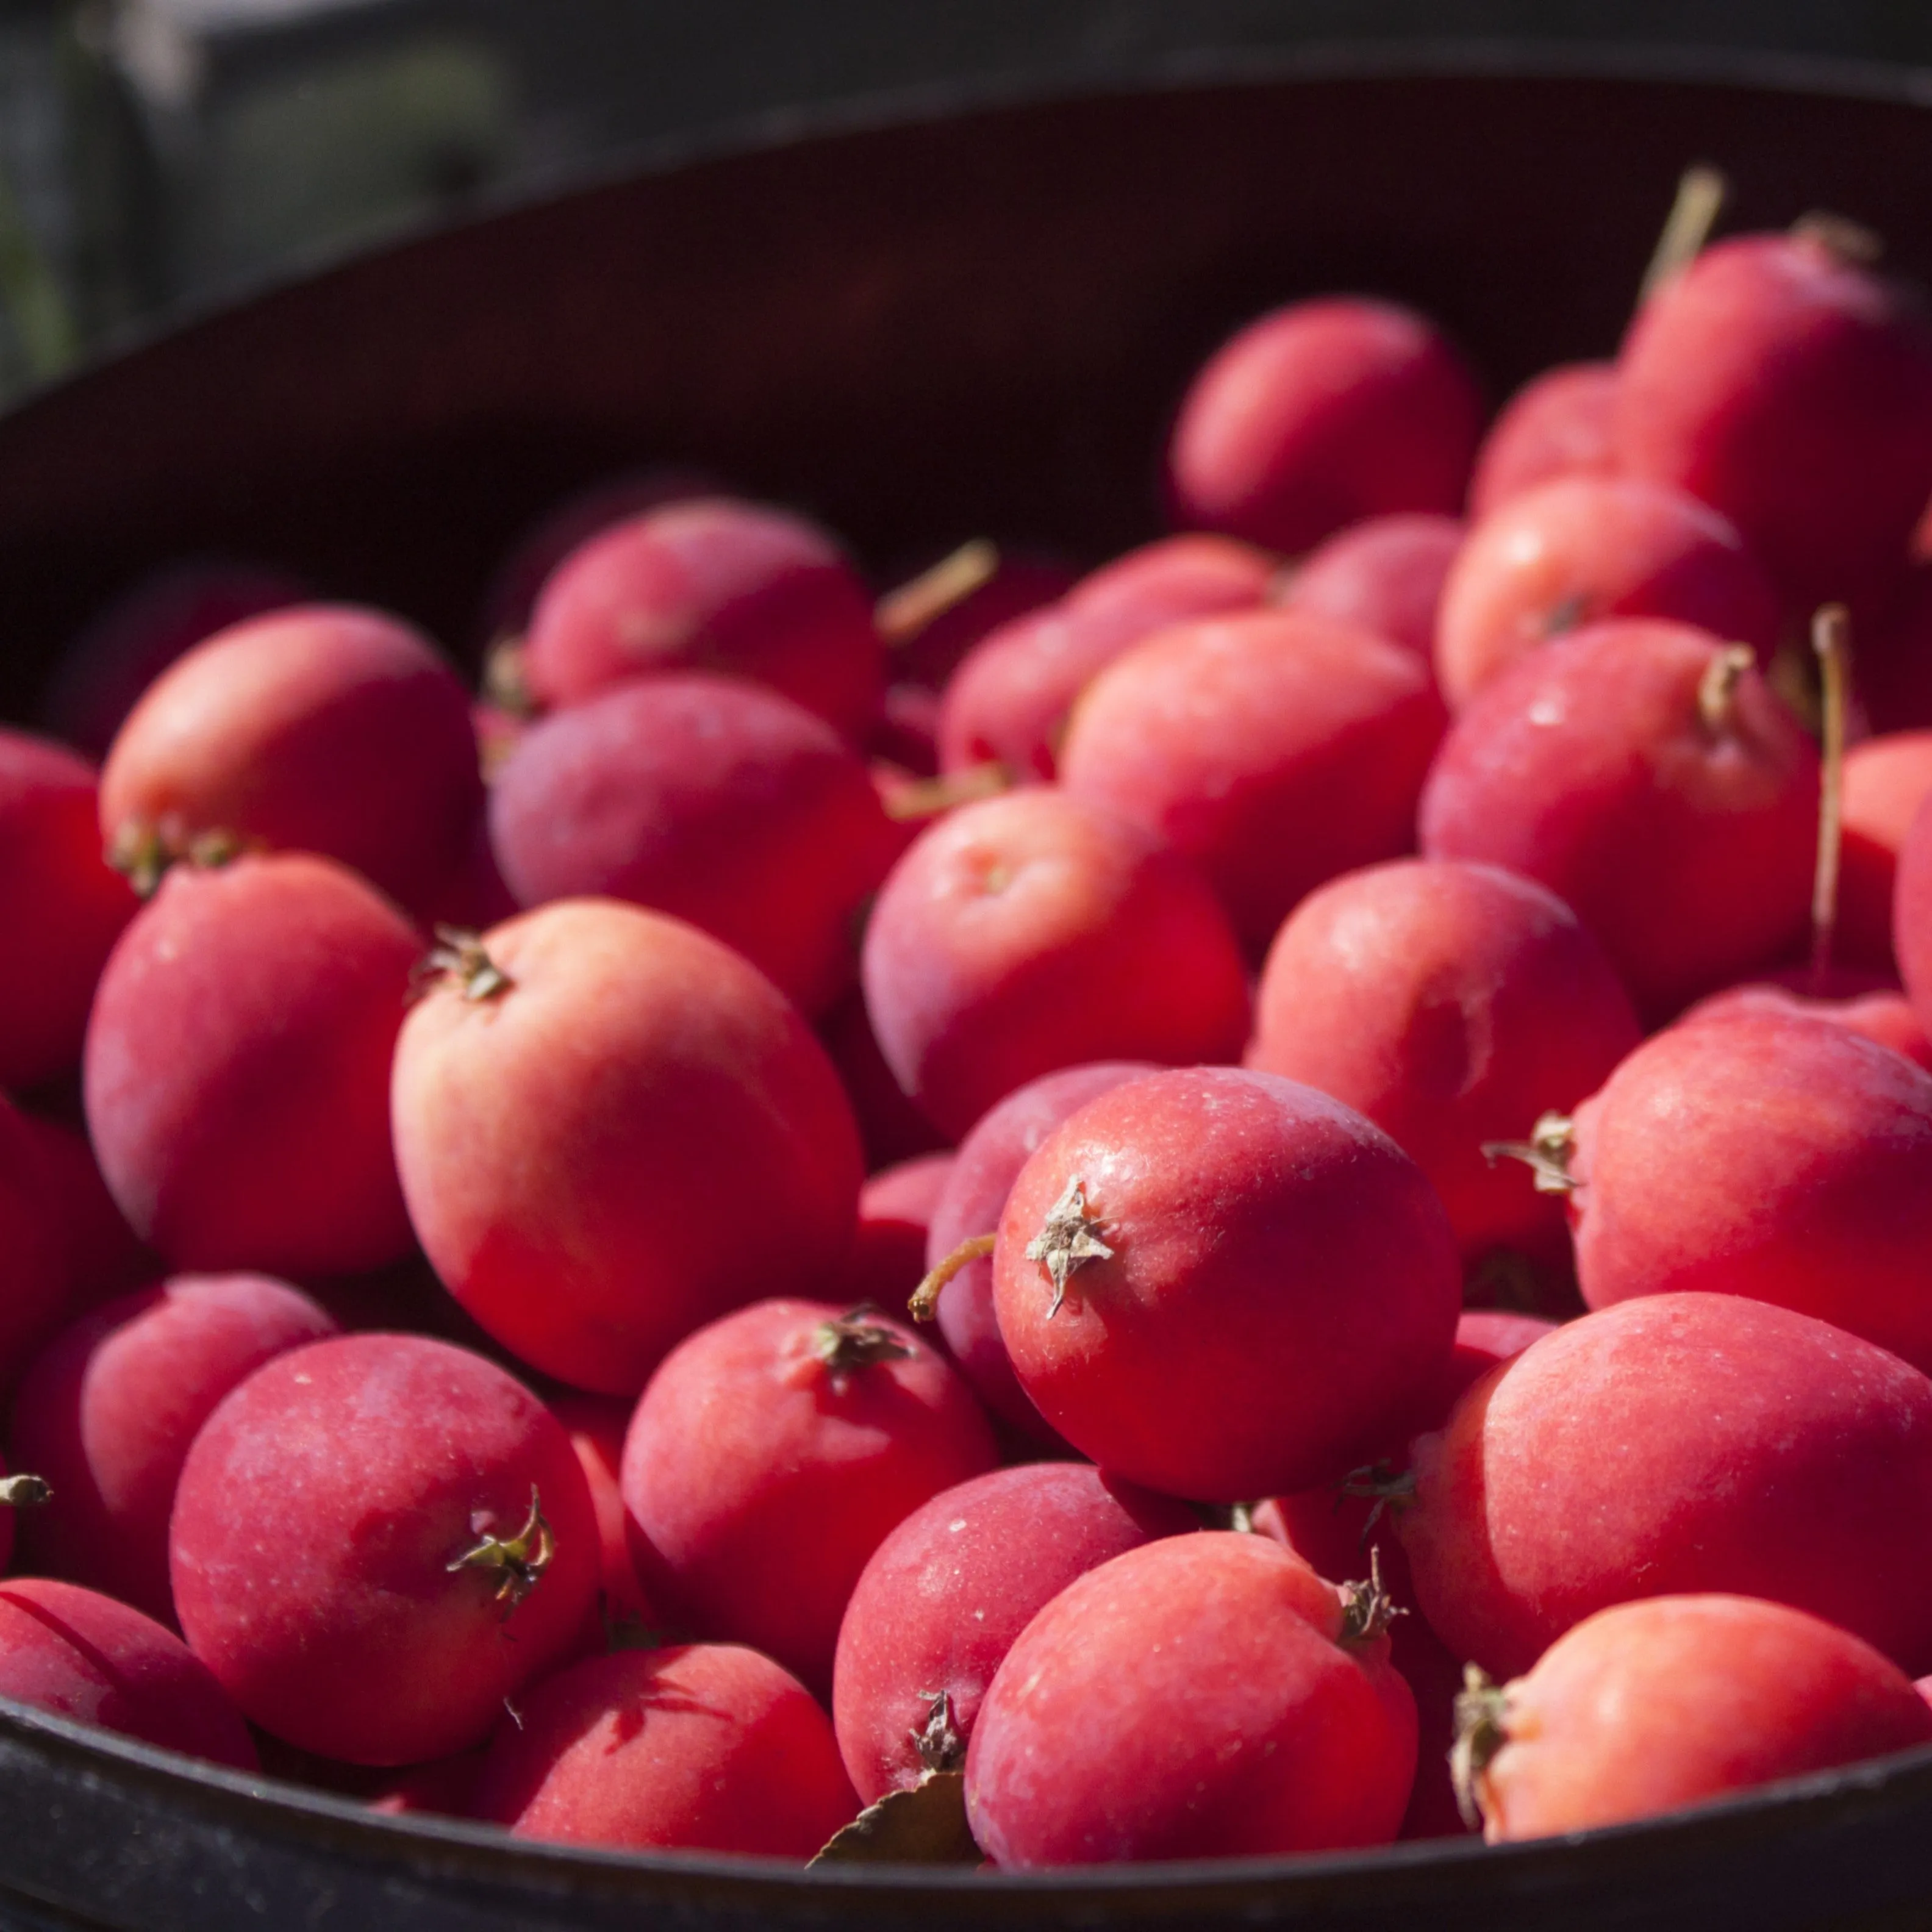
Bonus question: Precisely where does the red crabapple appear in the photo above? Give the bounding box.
[170,1333,600,1764]
[620,1296,996,1695]
[859,789,1249,1139]
[1278,512,1462,660]
[1167,296,1484,554]
[392,899,863,1394]
[1465,361,1619,520]
[993,1066,1460,1500]
[84,853,420,1277]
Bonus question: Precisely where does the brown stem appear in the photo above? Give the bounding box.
[1450,1664,1511,1831]
[909,1689,966,1773]
[1811,604,1851,991]
[1791,211,1884,265]
[482,635,537,718]
[447,1486,554,1615]
[908,1233,996,1324]
[1639,163,1728,305]
[412,926,513,1003]
[1479,1111,1578,1196]
[882,761,1010,823]
[1697,644,1756,733]
[876,541,1000,645]
[1337,1547,1407,1647]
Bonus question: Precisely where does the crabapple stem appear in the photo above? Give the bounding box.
[1338,1547,1407,1647]
[416,926,513,1002]
[812,1304,915,1375]
[1790,210,1884,265]
[1639,163,1728,306]
[0,1474,51,1508]
[876,540,1000,645]
[908,1233,997,1323]
[1811,603,1851,990]
[1025,1178,1115,1317]
[881,761,1010,823]
[1450,1663,1509,1830]
[1479,1111,1577,1195]
[482,636,535,717]
[447,1485,554,1612]
[1696,644,1756,733]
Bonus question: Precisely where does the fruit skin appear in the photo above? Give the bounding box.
[0,1098,82,1394]
[1615,231,1932,618]
[1471,1595,1932,1842]
[965,1531,1416,1866]
[1838,731,1932,971]
[488,672,899,1015]
[1892,789,1932,1031]
[1279,512,1462,660]
[170,1333,600,1766]
[83,852,420,1278]
[1676,978,1932,1073]
[522,496,882,739]
[859,788,1250,1140]
[923,1060,1154,1442]
[851,1151,954,1311]
[1419,617,1818,1018]
[0,1576,258,1772]
[0,725,138,1091]
[1564,1008,1932,1372]
[473,1644,858,1858]
[993,1066,1461,1500]
[98,603,481,915]
[9,1273,339,1623]
[1433,475,1781,713]
[1400,1293,1932,1680]
[620,1297,997,1697]
[1465,360,1619,520]
[831,1461,1198,1803]
[392,898,863,1395]
[1247,857,1640,1262]
[1167,296,1484,554]
[1058,608,1446,953]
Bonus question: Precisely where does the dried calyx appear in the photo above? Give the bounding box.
[108,820,249,896]
[0,1475,51,1509]
[1481,1111,1577,1195]
[448,1486,554,1614]
[1791,210,1884,265]
[1026,1178,1114,1318]
[1697,643,1757,733]
[909,1688,966,1773]
[812,1304,914,1376]
[415,926,513,1002]
[1337,1462,1418,1542]
[1337,1547,1406,1647]
[482,637,535,718]
[1450,1663,1511,1830]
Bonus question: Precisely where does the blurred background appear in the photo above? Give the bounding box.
[5,0,1932,406]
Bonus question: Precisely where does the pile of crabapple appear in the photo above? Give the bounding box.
[17,166,1932,1873]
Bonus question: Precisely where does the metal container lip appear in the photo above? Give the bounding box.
[10,34,1932,417]
[5,1686,1932,1897]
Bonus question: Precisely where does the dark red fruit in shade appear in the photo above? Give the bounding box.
[522,497,882,739]
[1561,1008,1932,1373]
[887,549,1077,691]
[816,988,949,1170]
[473,1645,857,1857]
[15,1111,156,1314]
[363,1749,486,1819]
[860,789,1248,1140]
[832,1462,1199,1803]
[0,726,137,1091]
[620,1297,997,1697]
[1400,1293,1932,1679]
[851,1152,955,1311]
[965,1532,1417,1866]
[1465,360,1620,520]
[1419,618,1819,1018]
[40,559,303,760]
[1676,978,1932,1073]
[1247,859,1640,1262]
[1167,296,1484,554]
[1468,1595,1932,1842]
[1278,512,1463,660]
[476,467,716,643]
[935,535,1273,782]
[8,1274,338,1623]
[1837,731,1932,971]
[1615,231,1932,618]
[1058,609,1447,951]
[488,673,899,1015]
[98,604,482,915]
[84,853,420,1278]
[922,1060,1155,1441]
[0,1578,258,1770]
[1434,476,1781,712]
[392,899,864,1395]
[547,1394,654,1629]
[1858,563,1932,734]
[170,1333,600,1765]
[994,1067,1460,1500]
[0,1099,80,1390]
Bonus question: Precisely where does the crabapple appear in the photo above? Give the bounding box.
[1465,361,1619,520]
[1278,512,1462,660]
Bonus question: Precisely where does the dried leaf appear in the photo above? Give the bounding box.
[809,1770,979,1867]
